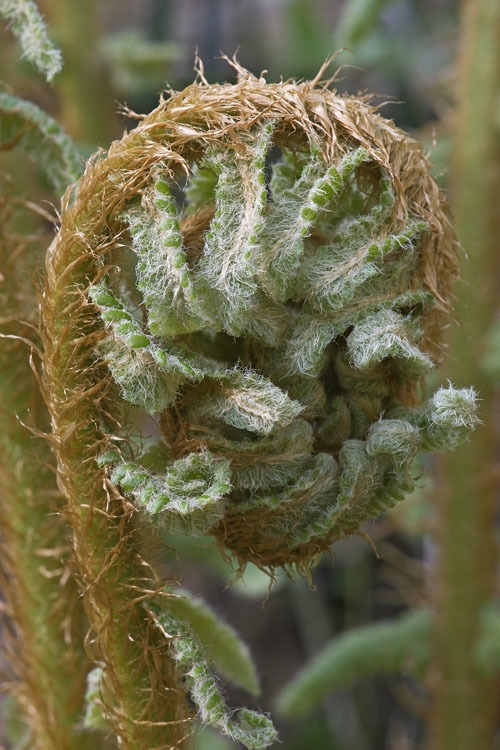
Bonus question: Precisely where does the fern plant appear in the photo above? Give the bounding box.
[0,2,481,746]
[37,54,480,747]
[52,62,475,571]
[0,5,94,748]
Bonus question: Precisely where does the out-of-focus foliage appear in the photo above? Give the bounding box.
[277,609,432,716]
[0,90,82,193]
[102,30,180,96]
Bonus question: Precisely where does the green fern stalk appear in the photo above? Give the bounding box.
[430,0,500,748]
[0,200,91,749]
[40,243,192,745]
[48,0,112,143]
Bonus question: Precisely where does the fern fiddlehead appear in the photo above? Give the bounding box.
[91,73,472,570]
[40,62,476,746]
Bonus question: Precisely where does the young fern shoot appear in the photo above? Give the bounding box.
[40,63,476,747]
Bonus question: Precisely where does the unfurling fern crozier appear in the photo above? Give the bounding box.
[53,66,475,569]
[83,69,476,571]
[41,64,477,747]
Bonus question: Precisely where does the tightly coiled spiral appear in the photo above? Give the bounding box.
[62,63,473,572]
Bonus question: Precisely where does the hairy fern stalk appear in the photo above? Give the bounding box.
[40,62,476,746]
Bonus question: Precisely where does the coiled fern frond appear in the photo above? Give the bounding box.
[39,59,479,746]
[43,61,474,579]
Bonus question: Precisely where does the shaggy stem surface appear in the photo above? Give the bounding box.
[0,202,91,749]
[41,237,191,747]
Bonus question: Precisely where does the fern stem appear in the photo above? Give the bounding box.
[0,0,62,81]
[430,1,500,747]
[0,206,90,748]
[40,224,191,747]
[0,400,91,749]
[46,0,112,143]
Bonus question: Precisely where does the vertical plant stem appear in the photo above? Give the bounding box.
[431,1,500,747]
[0,204,90,749]
[40,235,191,747]
[0,396,91,750]
[45,0,113,144]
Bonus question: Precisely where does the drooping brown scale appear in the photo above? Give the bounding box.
[212,508,339,571]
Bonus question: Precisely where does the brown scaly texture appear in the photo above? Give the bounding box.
[41,60,458,610]
[40,259,192,748]
[40,173,192,745]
